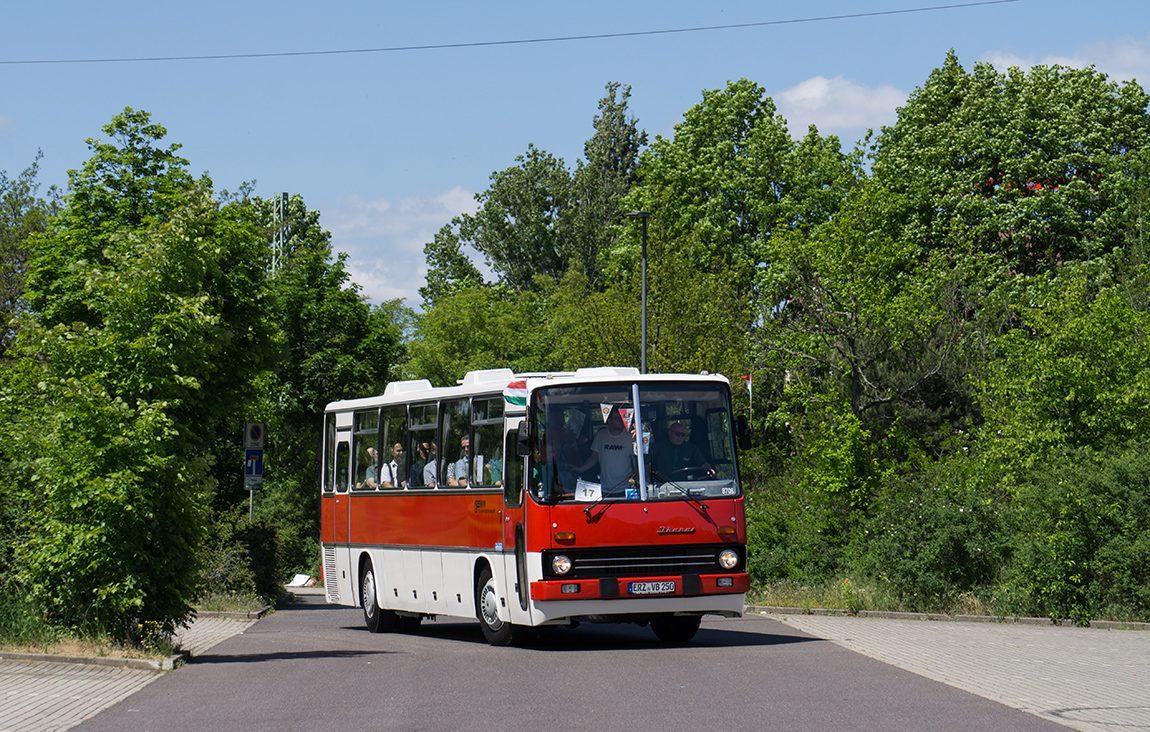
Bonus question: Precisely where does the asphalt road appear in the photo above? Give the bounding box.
[77,594,1067,732]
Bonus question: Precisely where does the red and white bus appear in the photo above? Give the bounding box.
[320,367,750,644]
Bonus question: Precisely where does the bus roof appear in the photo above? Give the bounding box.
[324,367,730,413]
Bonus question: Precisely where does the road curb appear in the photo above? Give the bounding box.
[194,604,273,620]
[0,603,274,671]
[748,604,1150,631]
[0,649,185,671]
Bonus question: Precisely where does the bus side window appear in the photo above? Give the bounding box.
[472,397,504,487]
[334,441,350,493]
[442,399,470,488]
[353,409,380,490]
[408,403,437,488]
[504,429,523,507]
[381,405,407,488]
[323,413,337,493]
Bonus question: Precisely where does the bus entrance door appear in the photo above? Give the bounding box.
[502,427,531,623]
[326,432,353,605]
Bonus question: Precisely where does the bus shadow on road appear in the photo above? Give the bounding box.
[354,619,822,651]
[189,648,399,664]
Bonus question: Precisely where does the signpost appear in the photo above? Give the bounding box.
[244,422,265,518]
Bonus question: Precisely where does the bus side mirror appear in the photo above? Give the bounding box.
[735,414,752,451]
[516,425,531,457]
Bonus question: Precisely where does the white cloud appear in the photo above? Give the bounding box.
[981,34,1150,83]
[774,76,906,141]
[320,186,479,304]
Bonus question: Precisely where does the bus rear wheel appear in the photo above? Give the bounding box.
[651,615,701,644]
[476,567,523,646]
[362,564,398,633]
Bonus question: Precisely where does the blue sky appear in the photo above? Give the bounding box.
[3,0,1148,304]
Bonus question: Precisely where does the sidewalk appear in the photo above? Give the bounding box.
[0,608,262,732]
[761,610,1150,732]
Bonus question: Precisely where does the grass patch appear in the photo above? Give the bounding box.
[748,578,995,617]
[0,635,172,660]
[0,602,176,660]
[193,592,269,614]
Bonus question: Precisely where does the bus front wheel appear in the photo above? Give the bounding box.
[476,567,522,646]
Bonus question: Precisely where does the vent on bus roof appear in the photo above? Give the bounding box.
[382,379,433,397]
[459,368,516,386]
[573,367,641,378]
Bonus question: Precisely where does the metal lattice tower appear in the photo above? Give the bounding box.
[271,192,289,274]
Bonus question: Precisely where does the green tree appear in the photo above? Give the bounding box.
[419,145,572,302]
[618,79,794,282]
[419,222,485,306]
[250,193,405,571]
[26,108,196,328]
[980,262,1150,473]
[872,52,1150,275]
[760,183,965,426]
[421,83,648,305]
[464,144,575,293]
[405,284,558,384]
[15,179,275,636]
[569,82,647,288]
[12,111,278,637]
[0,155,58,357]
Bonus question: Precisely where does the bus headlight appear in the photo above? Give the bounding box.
[718,549,739,570]
[552,555,572,575]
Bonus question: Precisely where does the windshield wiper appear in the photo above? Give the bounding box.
[650,471,708,510]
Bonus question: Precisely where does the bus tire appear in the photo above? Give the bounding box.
[651,615,701,644]
[362,563,398,634]
[476,566,520,646]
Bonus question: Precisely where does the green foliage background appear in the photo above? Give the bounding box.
[3,55,1150,642]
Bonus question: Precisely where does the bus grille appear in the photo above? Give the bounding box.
[541,544,743,580]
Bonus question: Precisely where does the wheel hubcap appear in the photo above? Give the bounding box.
[480,579,503,630]
[363,571,376,619]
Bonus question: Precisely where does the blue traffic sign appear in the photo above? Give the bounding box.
[245,449,264,477]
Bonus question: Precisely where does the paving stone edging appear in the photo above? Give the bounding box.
[0,603,276,672]
[0,649,183,671]
[193,604,273,621]
[748,604,1150,631]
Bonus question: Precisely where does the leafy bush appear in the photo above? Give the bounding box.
[855,456,1010,612]
[1000,443,1150,623]
[198,506,283,602]
[15,377,205,638]
[744,478,851,586]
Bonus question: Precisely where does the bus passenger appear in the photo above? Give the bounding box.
[541,410,580,498]
[574,406,635,497]
[382,443,405,488]
[447,438,470,487]
[359,447,379,490]
[423,442,438,487]
[485,447,503,487]
[408,443,427,487]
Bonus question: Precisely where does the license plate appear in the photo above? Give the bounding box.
[628,581,676,595]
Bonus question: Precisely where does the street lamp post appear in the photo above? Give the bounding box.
[626,211,650,374]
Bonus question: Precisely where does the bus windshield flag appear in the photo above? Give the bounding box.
[503,380,527,407]
[742,375,752,398]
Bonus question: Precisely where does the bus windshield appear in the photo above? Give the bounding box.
[529,381,740,504]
